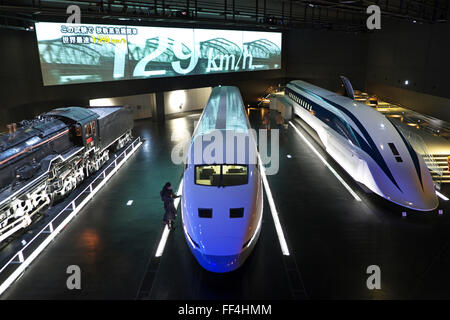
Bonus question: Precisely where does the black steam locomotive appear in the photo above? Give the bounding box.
[0,106,133,243]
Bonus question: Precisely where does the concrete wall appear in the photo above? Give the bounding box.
[284,28,368,92]
[89,93,155,119]
[366,19,450,121]
[0,25,369,126]
[284,21,450,122]
[88,87,213,118]
[2,20,450,125]
[0,27,284,127]
[163,87,212,115]
[0,28,90,127]
[366,83,450,122]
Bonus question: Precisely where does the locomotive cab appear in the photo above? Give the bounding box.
[81,120,97,149]
[46,107,99,149]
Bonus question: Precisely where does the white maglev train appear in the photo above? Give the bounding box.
[286,79,438,211]
[181,86,263,272]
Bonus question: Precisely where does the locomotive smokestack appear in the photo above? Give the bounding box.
[12,123,17,133]
[7,124,12,135]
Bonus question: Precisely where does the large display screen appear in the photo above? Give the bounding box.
[35,22,282,86]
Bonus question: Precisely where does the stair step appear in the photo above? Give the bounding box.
[424,161,448,164]
[420,154,450,183]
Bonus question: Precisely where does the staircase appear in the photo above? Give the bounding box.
[394,124,448,186]
[423,154,450,184]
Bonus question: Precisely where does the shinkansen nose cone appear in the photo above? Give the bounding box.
[189,228,254,273]
[181,144,262,273]
[181,176,262,273]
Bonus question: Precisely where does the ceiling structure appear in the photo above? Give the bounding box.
[0,0,448,32]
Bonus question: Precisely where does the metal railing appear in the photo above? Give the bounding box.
[396,125,443,188]
[0,136,143,296]
[0,200,47,244]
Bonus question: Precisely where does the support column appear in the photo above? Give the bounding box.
[152,92,165,123]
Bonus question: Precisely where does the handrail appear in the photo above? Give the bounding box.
[396,126,443,188]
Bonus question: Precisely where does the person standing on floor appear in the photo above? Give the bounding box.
[275,111,284,130]
[160,182,180,230]
[262,110,271,131]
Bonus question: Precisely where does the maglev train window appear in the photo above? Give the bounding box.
[195,165,248,186]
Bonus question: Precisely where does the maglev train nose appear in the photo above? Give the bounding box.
[373,170,439,211]
[390,190,439,211]
[377,181,439,211]
[366,158,439,211]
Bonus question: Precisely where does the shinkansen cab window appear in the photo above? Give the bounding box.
[195,165,221,186]
[222,165,248,186]
[195,165,248,186]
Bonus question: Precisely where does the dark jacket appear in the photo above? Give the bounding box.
[161,187,178,221]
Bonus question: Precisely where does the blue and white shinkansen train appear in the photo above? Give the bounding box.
[181,86,263,272]
[286,79,438,211]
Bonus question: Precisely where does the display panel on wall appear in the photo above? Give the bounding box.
[35,22,282,86]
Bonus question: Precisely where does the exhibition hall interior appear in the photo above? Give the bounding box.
[0,0,449,302]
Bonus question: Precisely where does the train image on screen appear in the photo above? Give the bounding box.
[181,86,263,272]
[0,107,133,243]
[286,79,438,211]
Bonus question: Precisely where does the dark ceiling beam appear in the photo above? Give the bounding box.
[0,0,445,33]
